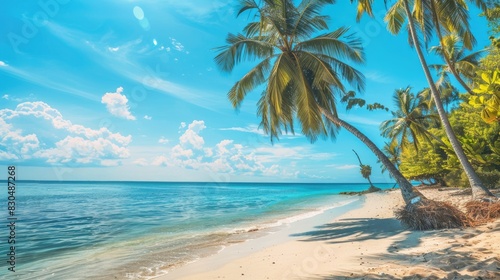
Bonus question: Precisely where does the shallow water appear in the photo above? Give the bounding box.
[0,181,395,279]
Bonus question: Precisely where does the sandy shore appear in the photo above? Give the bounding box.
[157,187,500,280]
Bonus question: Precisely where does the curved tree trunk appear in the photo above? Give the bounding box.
[352,149,376,188]
[402,0,495,200]
[429,0,475,96]
[319,106,422,205]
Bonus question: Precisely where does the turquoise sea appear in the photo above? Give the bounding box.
[0,181,395,279]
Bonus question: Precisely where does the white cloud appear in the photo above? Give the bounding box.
[0,61,8,67]
[144,115,152,120]
[216,139,233,155]
[35,136,130,164]
[0,150,17,160]
[153,39,157,46]
[108,47,119,52]
[45,23,230,110]
[203,147,213,157]
[101,159,120,167]
[0,93,36,103]
[137,121,317,178]
[0,64,98,102]
[0,117,40,159]
[333,164,359,170]
[365,71,395,84]
[152,155,169,166]
[179,120,206,149]
[101,87,136,120]
[158,137,169,144]
[0,101,131,166]
[220,125,265,136]
[133,158,148,166]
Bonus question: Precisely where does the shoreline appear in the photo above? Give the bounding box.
[156,188,500,280]
[154,195,366,280]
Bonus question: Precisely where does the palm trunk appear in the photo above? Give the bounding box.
[429,0,475,96]
[402,0,494,200]
[366,176,373,186]
[352,149,375,188]
[319,106,421,205]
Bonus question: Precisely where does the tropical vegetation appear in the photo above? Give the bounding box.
[352,149,381,192]
[214,0,421,205]
[216,0,499,229]
[351,0,496,200]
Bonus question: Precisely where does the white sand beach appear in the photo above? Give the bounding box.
[157,187,500,280]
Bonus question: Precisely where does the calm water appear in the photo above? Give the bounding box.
[0,181,394,279]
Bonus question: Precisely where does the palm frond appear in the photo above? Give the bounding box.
[296,26,365,64]
[237,0,260,17]
[228,57,274,109]
[314,53,365,92]
[293,0,334,39]
[350,0,375,22]
[385,0,407,35]
[214,33,274,72]
[291,52,325,141]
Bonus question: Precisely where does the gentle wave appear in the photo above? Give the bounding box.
[0,181,391,280]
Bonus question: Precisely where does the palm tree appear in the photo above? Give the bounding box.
[418,82,460,112]
[380,141,401,174]
[380,87,441,152]
[379,142,401,188]
[353,149,381,192]
[215,0,421,205]
[420,0,488,96]
[350,0,495,200]
[429,34,484,93]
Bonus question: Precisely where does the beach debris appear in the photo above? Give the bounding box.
[465,200,500,225]
[395,200,470,230]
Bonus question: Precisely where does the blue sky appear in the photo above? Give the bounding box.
[0,0,491,182]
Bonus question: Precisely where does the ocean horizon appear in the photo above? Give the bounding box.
[0,181,397,279]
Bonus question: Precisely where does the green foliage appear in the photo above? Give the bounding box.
[380,87,440,152]
[445,100,500,188]
[360,164,372,179]
[367,103,389,111]
[396,100,500,189]
[470,70,500,123]
[428,34,484,92]
[381,88,500,188]
[399,128,449,183]
[379,142,401,176]
[340,91,389,111]
[484,4,500,35]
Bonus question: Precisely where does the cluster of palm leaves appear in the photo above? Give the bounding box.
[215,0,365,142]
[214,0,498,223]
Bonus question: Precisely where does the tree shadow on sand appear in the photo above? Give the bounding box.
[298,218,500,280]
[291,218,417,245]
[310,247,500,280]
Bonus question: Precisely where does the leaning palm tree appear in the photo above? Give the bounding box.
[352,149,381,192]
[214,0,422,206]
[429,34,484,92]
[216,0,471,229]
[380,87,441,152]
[350,0,495,200]
[418,0,489,96]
